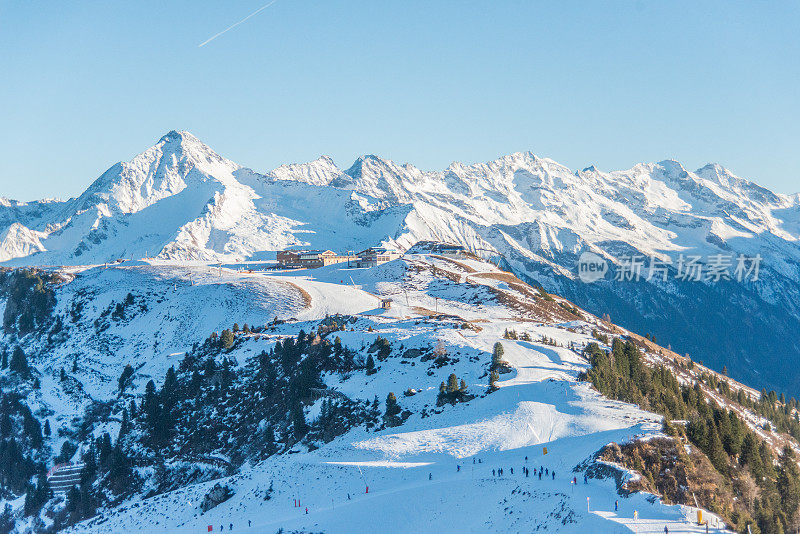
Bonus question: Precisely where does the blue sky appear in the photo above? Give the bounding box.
[0,1,798,200]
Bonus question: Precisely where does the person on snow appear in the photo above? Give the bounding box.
[584,475,588,484]
[510,467,513,475]
[305,507,308,514]
[492,469,496,477]
[457,465,460,472]
[664,527,668,534]
[552,471,555,480]
[429,472,432,480]
[248,520,252,527]
[229,524,233,531]
[347,493,351,500]
[525,456,528,462]
[615,500,618,511]
[538,471,542,480]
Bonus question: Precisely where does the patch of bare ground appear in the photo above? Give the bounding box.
[432,255,478,273]
[278,280,312,308]
[597,437,750,527]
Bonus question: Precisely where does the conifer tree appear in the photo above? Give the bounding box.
[9,346,28,376]
[118,364,134,394]
[220,329,235,350]
[489,370,499,391]
[491,342,506,370]
[447,373,459,394]
[365,354,376,375]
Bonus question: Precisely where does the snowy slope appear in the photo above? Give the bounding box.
[0,255,730,533]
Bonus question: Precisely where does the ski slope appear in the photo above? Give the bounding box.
[56,256,732,533]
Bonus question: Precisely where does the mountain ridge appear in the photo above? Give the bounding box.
[3,130,800,395]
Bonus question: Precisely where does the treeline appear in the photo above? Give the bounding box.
[693,369,800,443]
[582,339,800,534]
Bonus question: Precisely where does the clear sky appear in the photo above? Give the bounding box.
[0,1,798,201]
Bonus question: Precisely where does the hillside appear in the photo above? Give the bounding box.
[0,254,797,532]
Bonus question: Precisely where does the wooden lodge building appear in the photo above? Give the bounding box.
[276,249,357,269]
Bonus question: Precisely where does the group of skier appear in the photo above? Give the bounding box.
[490,463,554,480]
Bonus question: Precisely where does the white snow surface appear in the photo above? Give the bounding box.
[6,255,733,533]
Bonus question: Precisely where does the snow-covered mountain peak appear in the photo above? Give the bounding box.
[271,154,343,186]
[74,130,242,215]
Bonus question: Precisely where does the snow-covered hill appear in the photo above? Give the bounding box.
[0,254,741,533]
[3,131,800,394]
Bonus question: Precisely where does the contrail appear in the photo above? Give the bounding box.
[198,0,279,48]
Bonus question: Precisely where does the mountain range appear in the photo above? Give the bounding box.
[2,130,799,394]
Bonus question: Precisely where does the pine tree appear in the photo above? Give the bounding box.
[447,373,459,394]
[491,342,505,370]
[384,392,402,427]
[291,404,308,441]
[489,370,499,391]
[9,346,28,376]
[118,364,134,394]
[220,329,235,350]
[777,445,800,521]
[0,349,7,369]
[43,419,50,437]
[365,354,376,375]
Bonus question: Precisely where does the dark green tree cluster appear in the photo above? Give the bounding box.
[582,339,800,534]
[0,269,57,336]
[371,337,392,360]
[23,473,50,517]
[382,392,410,428]
[437,373,471,406]
[115,328,381,493]
[695,370,800,445]
[0,392,45,499]
[490,342,508,373]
